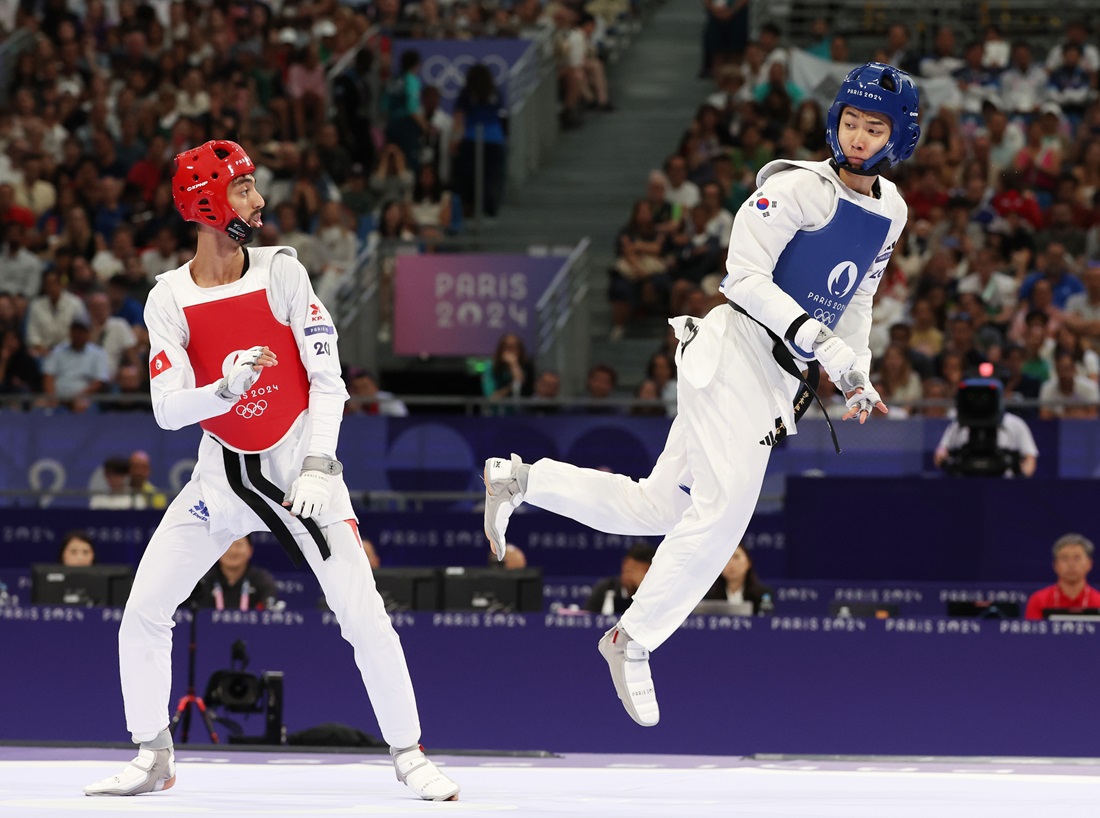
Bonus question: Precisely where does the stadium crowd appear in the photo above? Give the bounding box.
[608,17,1100,419]
[0,0,636,410]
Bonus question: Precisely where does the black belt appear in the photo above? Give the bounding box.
[221,445,332,567]
[728,301,841,454]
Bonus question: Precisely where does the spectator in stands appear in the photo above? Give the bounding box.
[645,351,677,417]
[663,155,700,212]
[128,450,167,510]
[451,63,507,219]
[105,273,145,327]
[873,344,923,417]
[332,48,377,175]
[1039,351,1100,419]
[312,201,359,305]
[631,379,666,417]
[408,163,451,246]
[1045,19,1100,75]
[345,367,409,417]
[918,377,953,418]
[582,541,656,615]
[90,455,147,509]
[1024,533,1100,620]
[577,362,620,414]
[0,221,45,300]
[919,25,964,79]
[483,332,535,405]
[58,530,96,567]
[273,201,319,275]
[1020,242,1082,312]
[529,369,562,415]
[383,49,426,170]
[287,42,328,146]
[370,144,416,212]
[957,247,1019,329]
[0,327,41,399]
[189,535,279,612]
[86,291,137,380]
[702,545,772,613]
[39,317,108,412]
[107,364,152,413]
[701,0,750,80]
[25,269,88,358]
[141,227,180,284]
[609,199,672,340]
[1045,325,1099,383]
[1064,263,1100,348]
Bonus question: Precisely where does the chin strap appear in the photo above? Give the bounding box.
[225,217,254,244]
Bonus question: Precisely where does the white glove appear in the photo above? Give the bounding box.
[216,345,266,400]
[840,369,886,420]
[284,469,333,519]
[793,319,856,382]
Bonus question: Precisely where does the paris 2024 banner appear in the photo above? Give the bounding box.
[393,253,565,357]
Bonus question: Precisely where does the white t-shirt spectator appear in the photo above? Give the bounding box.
[0,245,46,299]
[957,271,1019,315]
[1039,374,1100,415]
[25,292,88,352]
[91,317,137,379]
[41,341,110,399]
[667,180,700,211]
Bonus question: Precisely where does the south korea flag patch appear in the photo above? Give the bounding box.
[749,193,780,219]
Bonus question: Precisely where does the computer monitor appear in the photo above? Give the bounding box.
[31,563,134,607]
[372,568,443,611]
[829,601,899,619]
[946,600,1020,620]
[692,600,754,617]
[441,567,543,612]
[1042,608,1100,622]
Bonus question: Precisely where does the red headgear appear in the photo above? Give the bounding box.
[172,140,257,243]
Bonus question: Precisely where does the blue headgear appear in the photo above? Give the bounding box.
[825,62,921,177]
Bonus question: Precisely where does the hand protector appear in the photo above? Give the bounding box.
[793,319,857,382]
[284,468,332,519]
[840,370,883,417]
[215,346,266,400]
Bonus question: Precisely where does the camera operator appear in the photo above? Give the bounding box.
[189,535,279,612]
[933,372,1039,477]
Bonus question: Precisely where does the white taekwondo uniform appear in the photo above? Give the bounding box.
[118,246,420,747]
[523,160,908,649]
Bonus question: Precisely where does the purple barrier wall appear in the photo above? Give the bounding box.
[391,39,534,112]
[784,477,1100,582]
[2,607,1093,756]
[0,414,1092,502]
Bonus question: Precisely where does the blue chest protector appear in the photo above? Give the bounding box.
[773,198,891,356]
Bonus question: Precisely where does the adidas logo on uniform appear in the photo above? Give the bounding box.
[759,432,778,447]
[189,500,210,521]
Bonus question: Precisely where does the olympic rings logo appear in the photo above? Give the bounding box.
[813,309,836,326]
[235,400,268,419]
[419,54,510,99]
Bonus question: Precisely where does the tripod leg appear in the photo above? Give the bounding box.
[181,696,193,744]
[195,697,220,744]
[169,695,188,736]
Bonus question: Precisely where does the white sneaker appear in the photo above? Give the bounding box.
[483,454,526,560]
[597,625,660,726]
[84,747,176,796]
[391,745,460,801]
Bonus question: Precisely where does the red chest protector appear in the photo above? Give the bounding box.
[184,290,309,453]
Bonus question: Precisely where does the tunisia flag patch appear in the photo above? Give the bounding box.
[150,350,172,379]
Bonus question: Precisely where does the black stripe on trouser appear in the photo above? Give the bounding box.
[728,302,842,454]
[220,447,331,567]
[243,453,331,561]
